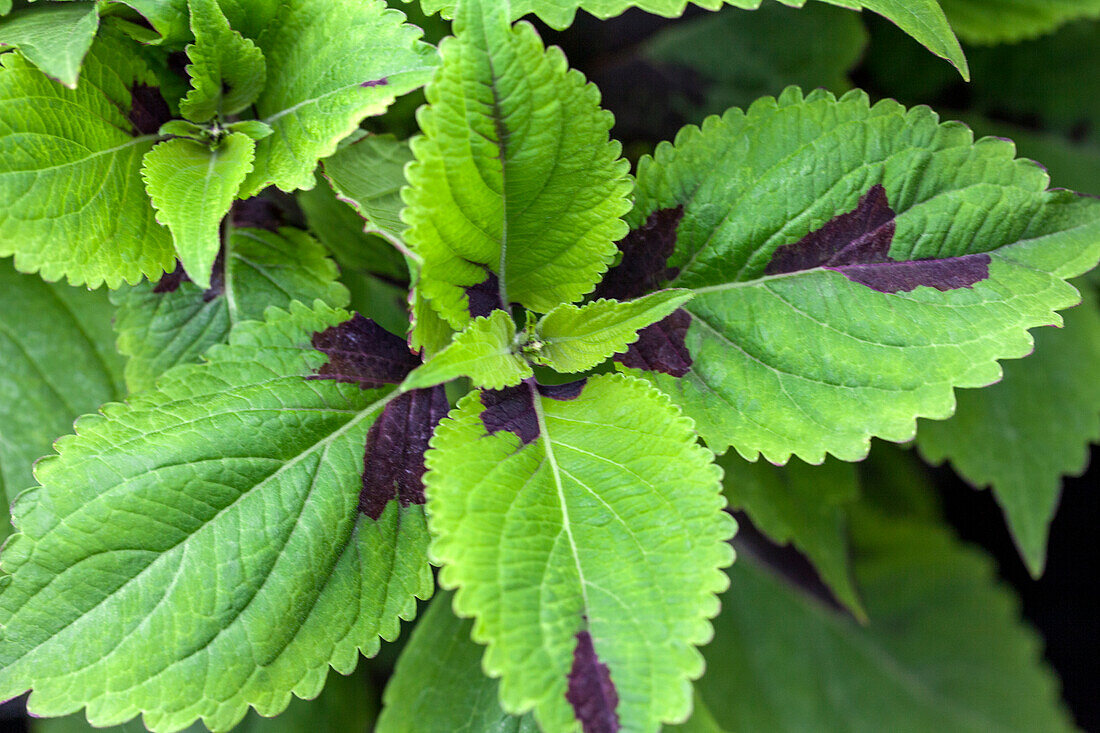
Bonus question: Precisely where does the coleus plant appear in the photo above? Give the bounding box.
[0,0,1097,731]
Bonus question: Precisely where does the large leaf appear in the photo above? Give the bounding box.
[0,2,99,88]
[0,260,124,538]
[404,0,632,328]
[240,0,438,196]
[918,284,1100,577]
[425,373,735,732]
[0,302,434,732]
[688,501,1074,731]
[410,0,967,78]
[376,591,538,733]
[939,0,1100,44]
[0,29,175,287]
[141,134,256,289]
[621,88,1100,464]
[112,224,349,393]
[179,0,266,122]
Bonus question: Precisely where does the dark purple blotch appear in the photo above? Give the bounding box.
[480,383,539,445]
[565,629,620,733]
[361,77,389,88]
[766,185,991,293]
[231,197,283,232]
[359,385,449,519]
[615,308,693,377]
[153,262,189,294]
[537,379,587,401]
[128,84,172,136]
[152,250,225,302]
[466,271,504,318]
[593,207,684,301]
[310,314,420,389]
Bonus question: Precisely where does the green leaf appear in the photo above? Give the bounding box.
[0,2,99,88]
[0,29,175,287]
[410,0,967,79]
[376,591,539,733]
[0,302,433,732]
[624,87,1100,464]
[939,0,1100,44]
[404,0,632,328]
[404,310,530,390]
[239,0,438,196]
[918,284,1100,577]
[689,502,1074,731]
[717,453,864,618]
[226,119,273,141]
[321,134,415,245]
[141,134,256,289]
[0,260,125,540]
[107,0,190,45]
[112,224,349,393]
[179,0,266,122]
[532,290,692,373]
[425,373,735,732]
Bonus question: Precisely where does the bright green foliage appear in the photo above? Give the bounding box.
[918,284,1100,577]
[0,261,124,537]
[627,88,1100,464]
[240,0,438,196]
[179,0,266,122]
[0,3,99,88]
[425,373,735,732]
[0,302,432,732]
[404,0,632,327]
[111,225,349,393]
[939,0,1100,44]
[404,310,531,390]
[376,592,538,733]
[691,503,1075,732]
[718,453,864,618]
[0,30,175,287]
[322,134,415,245]
[410,0,967,78]
[141,134,256,288]
[532,290,693,373]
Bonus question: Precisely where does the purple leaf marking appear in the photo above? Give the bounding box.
[766,185,991,293]
[231,197,283,232]
[359,385,448,518]
[466,271,504,318]
[129,84,172,136]
[361,77,389,88]
[310,313,419,388]
[615,308,692,377]
[480,382,539,445]
[153,263,189,294]
[566,630,620,733]
[151,249,225,302]
[537,379,587,401]
[593,207,684,301]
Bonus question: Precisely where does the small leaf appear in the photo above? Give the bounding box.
[0,302,433,732]
[112,223,349,393]
[533,290,693,373]
[404,0,632,327]
[179,0,266,121]
[403,310,531,391]
[226,119,273,140]
[158,119,206,139]
[376,591,539,733]
[240,0,438,196]
[0,3,99,88]
[425,373,735,732]
[0,29,175,287]
[141,133,257,289]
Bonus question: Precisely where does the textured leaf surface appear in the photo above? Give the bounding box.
[625,88,1100,464]
[0,302,432,732]
[0,261,124,537]
[404,0,632,327]
[241,0,437,195]
[322,134,415,244]
[0,31,174,287]
[179,0,266,122]
[141,134,256,288]
[692,502,1074,732]
[533,290,693,373]
[918,285,1100,577]
[425,373,735,732]
[939,0,1100,44]
[0,3,99,88]
[410,0,966,77]
[112,224,349,393]
[719,454,863,617]
[376,591,538,733]
[404,310,531,390]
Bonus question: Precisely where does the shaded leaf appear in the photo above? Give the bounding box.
[939,0,1100,44]
[322,134,415,245]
